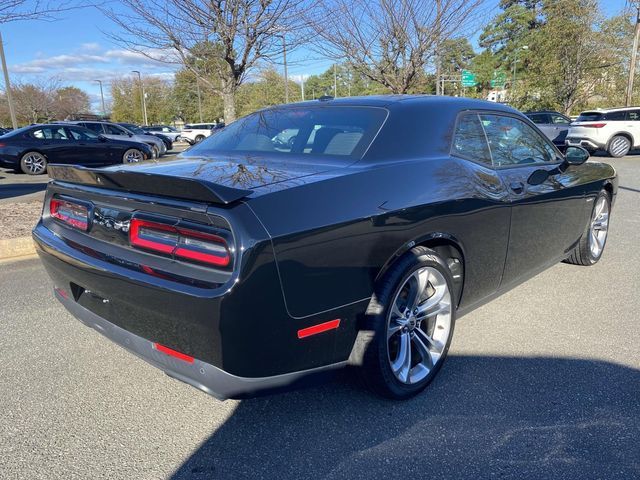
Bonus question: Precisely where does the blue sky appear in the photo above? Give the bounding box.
[0,0,630,110]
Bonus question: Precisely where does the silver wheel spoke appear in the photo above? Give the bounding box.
[415,285,448,319]
[387,320,403,340]
[391,332,411,382]
[412,332,434,370]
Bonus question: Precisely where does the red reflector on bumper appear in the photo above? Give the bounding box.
[153,343,194,364]
[297,319,341,339]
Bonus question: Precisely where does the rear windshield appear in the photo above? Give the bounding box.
[576,112,603,122]
[576,111,628,121]
[185,106,387,161]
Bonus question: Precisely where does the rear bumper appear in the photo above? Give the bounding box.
[565,137,604,151]
[55,288,345,400]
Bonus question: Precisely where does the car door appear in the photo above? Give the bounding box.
[480,113,588,288]
[548,113,572,146]
[66,126,116,166]
[28,126,75,162]
[625,109,640,147]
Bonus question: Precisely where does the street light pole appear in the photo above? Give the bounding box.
[196,78,203,123]
[0,32,18,129]
[280,35,289,103]
[131,70,148,125]
[512,45,529,98]
[94,79,106,117]
[626,1,640,106]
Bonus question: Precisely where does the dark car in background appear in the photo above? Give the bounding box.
[525,110,572,150]
[0,123,153,174]
[118,123,173,152]
[34,96,616,400]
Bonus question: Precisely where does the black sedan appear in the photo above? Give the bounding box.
[33,96,617,400]
[118,122,173,152]
[0,123,153,175]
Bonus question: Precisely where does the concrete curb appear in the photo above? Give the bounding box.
[0,236,36,261]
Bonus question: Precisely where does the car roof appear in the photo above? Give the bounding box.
[580,106,640,113]
[525,110,566,115]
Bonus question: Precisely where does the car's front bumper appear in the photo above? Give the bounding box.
[54,289,345,400]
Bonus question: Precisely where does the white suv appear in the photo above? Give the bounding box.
[179,123,218,145]
[566,107,640,157]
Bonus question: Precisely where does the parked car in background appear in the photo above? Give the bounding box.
[566,107,640,157]
[34,96,617,400]
[179,122,218,144]
[118,123,173,152]
[144,125,182,142]
[66,121,166,158]
[0,127,11,136]
[525,110,571,150]
[0,123,152,174]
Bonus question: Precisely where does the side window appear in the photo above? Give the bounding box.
[604,111,626,121]
[83,123,104,134]
[528,114,548,125]
[30,127,69,140]
[480,114,557,167]
[551,114,570,125]
[68,127,98,140]
[104,124,125,135]
[451,113,492,166]
[628,110,640,121]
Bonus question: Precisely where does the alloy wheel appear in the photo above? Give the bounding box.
[123,149,144,163]
[22,152,46,174]
[589,195,609,258]
[387,266,452,385]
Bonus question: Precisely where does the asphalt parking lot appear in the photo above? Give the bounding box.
[0,156,638,479]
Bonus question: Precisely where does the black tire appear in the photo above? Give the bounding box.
[358,246,457,399]
[564,190,611,266]
[607,135,631,158]
[195,135,205,143]
[20,151,47,175]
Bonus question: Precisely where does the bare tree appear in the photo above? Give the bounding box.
[309,0,485,94]
[0,0,79,23]
[102,0,308,123]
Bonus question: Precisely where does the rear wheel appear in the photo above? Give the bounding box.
[123,149,144,163]
[359,247,456,399]
[565,190,610,266]
[150,145,159,159]
[20,151,47,175]
[195,135,205,143]
[607,135,631,157]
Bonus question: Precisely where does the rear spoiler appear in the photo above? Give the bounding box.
[47,164,253,205]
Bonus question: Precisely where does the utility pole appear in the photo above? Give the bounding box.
[627,1,640,106]
[300,76,305,101]
[131,70,148,125]
[196,78,203,122]
[94,80,106,117]
[334,64,338,97]
[511,45,529,99]
[0,32,18,129]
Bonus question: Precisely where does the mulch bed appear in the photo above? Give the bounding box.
[0,200,44,239]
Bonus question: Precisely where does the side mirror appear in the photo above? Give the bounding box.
[564,145,589,166]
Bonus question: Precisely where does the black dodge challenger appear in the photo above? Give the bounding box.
[33,96,617,399]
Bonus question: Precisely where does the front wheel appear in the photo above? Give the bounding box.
[20,151,47,175]
[565,190,611,266]
[359,247,456,399]
[607,135,631,158]
[194,135,205,143]
[150,145,159,159]
[123,149,145,163]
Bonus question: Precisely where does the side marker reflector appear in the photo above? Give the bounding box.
[297,319,341,339]
[153,343,194,364]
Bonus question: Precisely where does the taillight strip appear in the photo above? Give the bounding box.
[153,343,194,364]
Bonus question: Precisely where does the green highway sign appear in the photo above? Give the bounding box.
[490,71,507,88]
[461,70,477,87]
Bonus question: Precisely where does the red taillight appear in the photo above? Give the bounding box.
[129,218,230,267]
[153,343,194,364]
[0,143,6,147]
[50,198,89,231]
[297,319,341,339]
[582,123,607,128]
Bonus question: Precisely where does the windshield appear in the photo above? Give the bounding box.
[121,124,145,135]
[185,106,387,161]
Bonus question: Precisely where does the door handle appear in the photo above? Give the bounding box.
[509,182,525,194]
